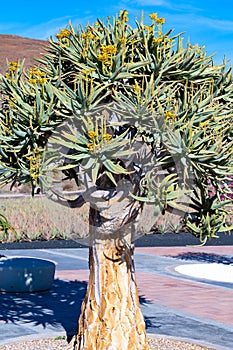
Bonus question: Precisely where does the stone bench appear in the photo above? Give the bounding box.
[0,256,56,292]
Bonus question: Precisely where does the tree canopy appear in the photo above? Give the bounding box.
[0,11,233,244]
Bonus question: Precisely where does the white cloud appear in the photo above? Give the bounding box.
[122,0,199,11]
[17,15,95,40]
[166,12,233,33]
[199,16,233,32]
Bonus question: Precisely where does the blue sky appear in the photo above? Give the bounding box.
[0,0,232,64]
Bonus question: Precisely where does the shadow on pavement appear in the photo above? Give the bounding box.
[0,279,87,338]
[170,252,233,265]
[0,278,152,339]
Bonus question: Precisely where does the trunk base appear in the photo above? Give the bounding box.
[66,238,149,350]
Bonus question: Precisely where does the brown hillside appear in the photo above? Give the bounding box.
[0,34,47,73]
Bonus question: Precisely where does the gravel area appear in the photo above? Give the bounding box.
[0,336,215,350]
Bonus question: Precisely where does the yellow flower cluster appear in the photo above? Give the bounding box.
[132,81,141,95]
[88,131,98,138]
[119,10,128,22]
[28,67,48,85]
[97,45,117,65]
[26,152,41,185]
[102,133,112,141]
[8,61,20,72]
[156,17,165,25]
[87,131,97,151]
[149,13,165,25]
[117,37,127,45]
[56,29,71,40]
[82,32,99,40]
[87,143,94,151]
[144,25,154,34]
[149,13,158,21]
[200,120,209,128]
[153,37,163,44]
[164,111,175,120]
[82,68,96,82]
[86,130,112,152]
[101,45,117,55]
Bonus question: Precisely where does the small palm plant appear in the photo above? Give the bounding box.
[1,11,233,350]
[0,213,15,239]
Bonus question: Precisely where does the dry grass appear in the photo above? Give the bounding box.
[1,180,233,243]
[0,180,185,243]
[0,196,89,243]
[1,194,233,244]
[0,193,187,243]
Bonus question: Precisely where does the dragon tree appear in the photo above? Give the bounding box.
[1,10,233,350]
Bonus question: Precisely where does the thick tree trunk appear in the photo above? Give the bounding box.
[66,181,150,350]
[68,236,149,350]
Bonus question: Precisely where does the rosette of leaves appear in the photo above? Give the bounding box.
[0,62,68,193]
[49,110,136,187]
[38,12,233,242]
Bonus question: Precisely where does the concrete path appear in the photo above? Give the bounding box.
[0,245,233,350]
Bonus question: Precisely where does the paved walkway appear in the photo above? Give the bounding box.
[0,245,233,349]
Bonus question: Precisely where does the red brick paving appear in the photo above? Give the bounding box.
[55,269,89,282]
[55,246,233,327]
[135,246,233,256]
[136,271,233,326]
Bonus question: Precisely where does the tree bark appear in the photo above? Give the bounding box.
[66,178,150,350]
[67,237,149,350]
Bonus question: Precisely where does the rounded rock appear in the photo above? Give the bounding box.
[0,256,56,292]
